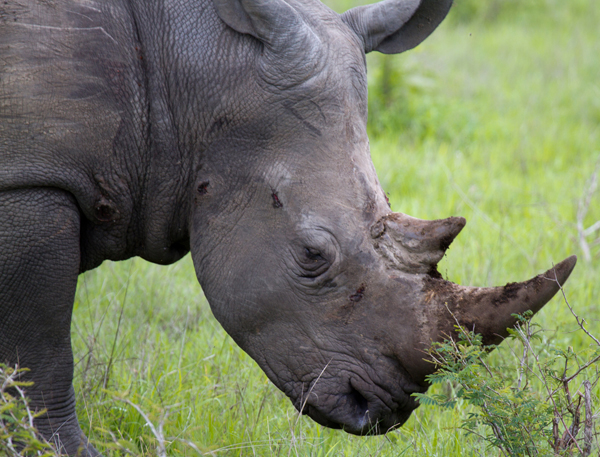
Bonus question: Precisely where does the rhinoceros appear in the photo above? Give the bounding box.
[0,0,576,454]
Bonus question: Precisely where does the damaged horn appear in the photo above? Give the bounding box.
[371,212,466,274]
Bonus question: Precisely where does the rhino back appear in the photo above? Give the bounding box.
[0,0,152,268]
[0,0,145,183]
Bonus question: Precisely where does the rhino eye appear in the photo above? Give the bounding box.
[299,247,329,278]
[304,247,325,262]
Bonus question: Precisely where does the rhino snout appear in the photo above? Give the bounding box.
[293,367,424,435]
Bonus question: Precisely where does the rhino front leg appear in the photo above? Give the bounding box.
[0,188,100,456]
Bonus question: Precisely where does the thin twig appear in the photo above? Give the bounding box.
[583,380,593,457]
[444,303,494,376]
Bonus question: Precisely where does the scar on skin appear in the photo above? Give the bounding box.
[197,181,209,195]
[384,192,390,207]
[340,284,367,324]
[271,190,283,208]
[349,284,366,302]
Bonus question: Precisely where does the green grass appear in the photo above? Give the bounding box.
[71,2,600,455]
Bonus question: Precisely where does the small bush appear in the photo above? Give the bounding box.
[0,364,61,456]
[415,305,600,456]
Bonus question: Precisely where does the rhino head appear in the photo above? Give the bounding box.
[188,0,576,434]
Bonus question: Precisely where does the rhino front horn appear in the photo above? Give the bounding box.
[371,213,466,274]
[431,255,578,346]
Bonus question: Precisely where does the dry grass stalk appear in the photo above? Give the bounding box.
[577,155,600,262]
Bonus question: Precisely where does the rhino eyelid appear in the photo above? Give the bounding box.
[304,247,325,262]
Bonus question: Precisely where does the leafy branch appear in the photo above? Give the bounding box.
[415,283,600,456]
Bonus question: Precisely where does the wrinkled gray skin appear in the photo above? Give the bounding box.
[0,0,576,455]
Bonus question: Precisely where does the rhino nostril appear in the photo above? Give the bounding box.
[347,383,375,432]
[348,383,369,417]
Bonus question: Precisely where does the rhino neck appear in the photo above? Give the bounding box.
[125,0,262,265]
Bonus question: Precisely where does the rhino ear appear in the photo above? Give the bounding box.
[341,0,453,54]
[213,0,311,49]
[212,0,258,38]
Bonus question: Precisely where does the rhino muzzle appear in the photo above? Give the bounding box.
[294,363,424,435]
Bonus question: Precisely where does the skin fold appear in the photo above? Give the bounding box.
[0,0,575,454]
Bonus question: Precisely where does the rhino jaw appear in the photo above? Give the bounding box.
[293,364,425,435]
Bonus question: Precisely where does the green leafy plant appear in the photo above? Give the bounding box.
[415,302,600,456]
[0,364,62,456]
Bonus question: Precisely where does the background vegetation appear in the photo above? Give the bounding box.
[17,0,600,455]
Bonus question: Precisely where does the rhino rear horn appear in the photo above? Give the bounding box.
[341,0,453,54]
[384,213,465,252]
[372,213,465,274]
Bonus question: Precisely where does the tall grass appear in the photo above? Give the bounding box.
[69,1,600,455]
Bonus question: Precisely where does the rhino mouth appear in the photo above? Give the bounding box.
[294,375,423,435]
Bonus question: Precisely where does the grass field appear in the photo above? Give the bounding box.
[70,1,600,455]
